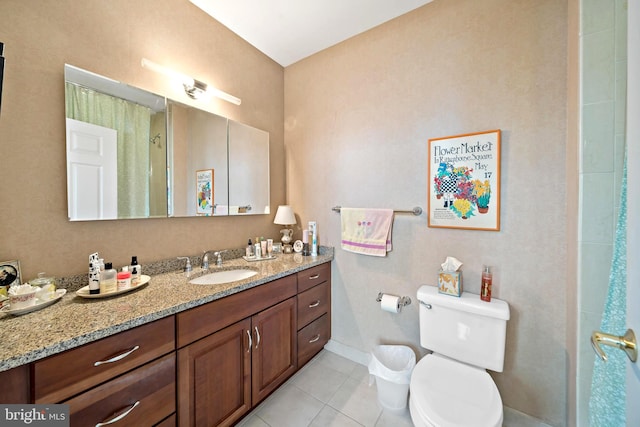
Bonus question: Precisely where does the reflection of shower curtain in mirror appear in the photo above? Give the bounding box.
[66,83,151,218]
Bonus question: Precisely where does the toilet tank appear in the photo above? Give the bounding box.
[417,285,510,372]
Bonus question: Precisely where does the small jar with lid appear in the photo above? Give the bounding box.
[29,272,57,301]
[117,270,132,291]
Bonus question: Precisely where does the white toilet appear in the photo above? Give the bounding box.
[409,285,510,427]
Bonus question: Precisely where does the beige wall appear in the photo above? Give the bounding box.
[0,0,284,279]
[285,0,569,425]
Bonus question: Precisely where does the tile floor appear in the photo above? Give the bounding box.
[237,349,552,427]
[237,349,413,427]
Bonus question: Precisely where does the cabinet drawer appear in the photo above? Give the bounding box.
[297,313,330,367]
[65,353,175,427]
[34,316,175,403]
[297,281,330,329]
[297,262,330,293]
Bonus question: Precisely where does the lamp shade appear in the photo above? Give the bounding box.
[274,205,296,225]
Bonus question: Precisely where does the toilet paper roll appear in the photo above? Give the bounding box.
[380,294,401,313]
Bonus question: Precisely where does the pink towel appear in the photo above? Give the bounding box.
[340,208,394,256]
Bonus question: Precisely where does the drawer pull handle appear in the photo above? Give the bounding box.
[254,326,261,349]
[308,300,321,308]
[94,346,140,367]
[95,400,140,426]
[246,330,252,353]
[309,334,321,343]
[308,274,320,280]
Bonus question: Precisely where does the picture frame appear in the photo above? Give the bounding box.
[0,259,22,288]
[428,129,501,231]
[196,169,214,216]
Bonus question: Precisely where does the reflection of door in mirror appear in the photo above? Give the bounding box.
[66,119,118,220]
[229,121,270,215]
[64,64,167,221]
[168,101,228,217]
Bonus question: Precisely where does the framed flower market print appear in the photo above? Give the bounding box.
[428,129,501,231]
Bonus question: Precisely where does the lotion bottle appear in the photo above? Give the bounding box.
[130,256,141,286]
[100,262,117,294]
[481,265,492,302]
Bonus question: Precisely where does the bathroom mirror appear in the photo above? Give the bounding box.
[64,65,270,220]
[65,65,168,221]
[167,100,228,216]
[228,120,270,215]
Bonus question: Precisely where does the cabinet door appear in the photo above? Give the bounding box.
[251,297,297,404]
[178,318,251,427]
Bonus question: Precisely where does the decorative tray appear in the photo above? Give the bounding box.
[243,255,277,262]
[76,275,150,299]
[1,289,67,316]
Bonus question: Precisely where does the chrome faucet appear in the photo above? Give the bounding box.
[202,250,216,270]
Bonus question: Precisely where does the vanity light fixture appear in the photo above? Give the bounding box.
[141,58,241,105]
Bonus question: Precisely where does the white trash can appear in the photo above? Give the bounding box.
[368,345,416,414]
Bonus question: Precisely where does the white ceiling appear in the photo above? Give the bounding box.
[188,0,433,67]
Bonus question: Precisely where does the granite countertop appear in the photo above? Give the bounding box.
[0,249,333,372]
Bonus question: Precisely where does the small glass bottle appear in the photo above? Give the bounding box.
[246,239,254,257]
[481,265,492,302]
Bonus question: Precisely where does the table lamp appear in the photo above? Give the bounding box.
[274,205,296,253]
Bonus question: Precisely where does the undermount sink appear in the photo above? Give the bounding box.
[189,269,257,285]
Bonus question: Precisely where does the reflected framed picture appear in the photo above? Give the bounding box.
[0,260,22,289]
[428,129,501,231]
[196,169,214,216]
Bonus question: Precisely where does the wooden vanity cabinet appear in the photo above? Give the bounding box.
[177,275,298,427]
[296,263,331,366]
[5,261,331,427]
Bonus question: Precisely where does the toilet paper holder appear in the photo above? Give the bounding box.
[376,292,411,307]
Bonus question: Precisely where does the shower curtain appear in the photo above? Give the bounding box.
[589,155,627,426]
[66,83,151,218]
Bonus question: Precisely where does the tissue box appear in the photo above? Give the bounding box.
[438,270,462,297]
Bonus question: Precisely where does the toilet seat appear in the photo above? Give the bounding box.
[409,354,503,427]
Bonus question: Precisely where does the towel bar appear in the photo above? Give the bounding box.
[332,206,422,216]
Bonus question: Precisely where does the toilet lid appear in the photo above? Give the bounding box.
[410,354,503,427]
